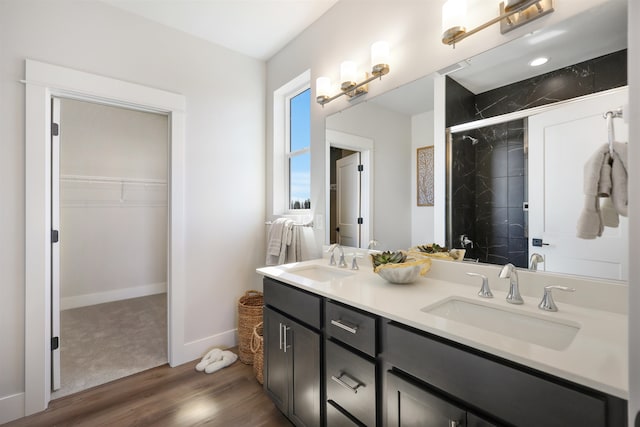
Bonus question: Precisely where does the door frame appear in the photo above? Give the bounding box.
[336,152,362,247]
[325,129,373,248]
[24,59,186,415]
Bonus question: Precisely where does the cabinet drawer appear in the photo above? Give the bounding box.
[326,300,376,356]
[326,340,376,427]
[263,277,321,329]
[384,321,608,427]
[327,401,364,427]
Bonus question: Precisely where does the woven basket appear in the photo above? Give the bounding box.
[251,321,264,384]
[237,290,264,364]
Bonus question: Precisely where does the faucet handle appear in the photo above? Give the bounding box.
[350,253,362,270]
[328,252,336,266]
[538,285,575,312]
[338,251,348,268]
[466,272,493,298]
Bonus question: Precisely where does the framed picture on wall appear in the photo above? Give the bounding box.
[417,146,434,206]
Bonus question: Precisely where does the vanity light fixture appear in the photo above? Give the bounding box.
[316,41,390,106]
[441,0,554,47]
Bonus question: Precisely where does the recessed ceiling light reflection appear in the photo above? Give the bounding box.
[529,57,549,67]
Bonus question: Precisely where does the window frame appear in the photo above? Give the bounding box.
[273,70,311,215]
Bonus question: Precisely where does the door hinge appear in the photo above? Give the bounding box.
[51,122,59,136]
[51,230,59,243]
[357,164,364,172]
[357,217,363,225]
[51,336,59,351]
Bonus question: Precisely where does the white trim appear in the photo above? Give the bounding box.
[183,328,238,362]
[273,70,311,215]
[24,59,186,416]
[325,129,374,248]
[0,393,25,424]
[60,283,168,310]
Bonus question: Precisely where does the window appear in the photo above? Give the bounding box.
[287,88,311,210]
[273,70,311,214]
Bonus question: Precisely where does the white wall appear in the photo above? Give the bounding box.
[411,110,435,246]
[326,102,411,250]
[0,0,265,419]
[59,99,168,309]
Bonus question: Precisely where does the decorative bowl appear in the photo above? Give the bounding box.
[374,258,432,284]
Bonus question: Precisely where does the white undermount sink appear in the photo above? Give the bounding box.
[421,297,580,350]
[287,265,355,282]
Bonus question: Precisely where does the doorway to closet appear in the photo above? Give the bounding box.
[51,98,169,398]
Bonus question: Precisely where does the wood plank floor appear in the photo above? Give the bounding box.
[6,357,292,427]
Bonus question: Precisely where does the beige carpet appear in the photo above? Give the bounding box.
[52,293,167,399]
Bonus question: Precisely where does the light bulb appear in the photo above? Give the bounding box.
[442,0,467,44]
[340,61,357,90]
[371,41,390,74]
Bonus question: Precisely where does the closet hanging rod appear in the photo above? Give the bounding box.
[60,174,167,185]
[265,220,314,228]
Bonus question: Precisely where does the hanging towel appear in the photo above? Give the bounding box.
[576,144,610,239]
[610,141,628,217]
[266,218,291,265]
[286,225,303,263]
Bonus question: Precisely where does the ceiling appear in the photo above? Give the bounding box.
[101,0,339,60]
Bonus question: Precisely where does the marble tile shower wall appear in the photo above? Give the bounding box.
[446,49,626,267]
[450,120,527,267]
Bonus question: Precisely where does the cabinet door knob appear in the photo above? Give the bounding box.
[331,372,362,394]
[330,319,358,334]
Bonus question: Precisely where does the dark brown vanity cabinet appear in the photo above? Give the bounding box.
[263,278,321,427]
[387,371,496,427]
[383,321,627,427]
[262,277,627,427]
[325,301,378,426]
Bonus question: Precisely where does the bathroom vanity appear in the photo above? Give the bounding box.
[257,257,628,427]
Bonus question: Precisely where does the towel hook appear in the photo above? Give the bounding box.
[603,107,623,155]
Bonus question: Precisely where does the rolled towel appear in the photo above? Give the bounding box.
[204,350,238,374]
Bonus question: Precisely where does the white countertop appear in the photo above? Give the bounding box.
[256,258,629,399]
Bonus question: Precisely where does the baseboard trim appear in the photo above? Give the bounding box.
[0,392,25,424]
[178,328,238,366]
[61,282,167,310]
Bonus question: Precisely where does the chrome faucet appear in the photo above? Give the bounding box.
[529,253,544,271]
[499,263,523,304]
[327,243,347,268]
[459,234,474,248]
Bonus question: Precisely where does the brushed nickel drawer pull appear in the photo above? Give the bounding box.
[331,372,362,394]
[331,319,358,334]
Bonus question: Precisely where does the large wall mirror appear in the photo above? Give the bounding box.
[324,0,628,282]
